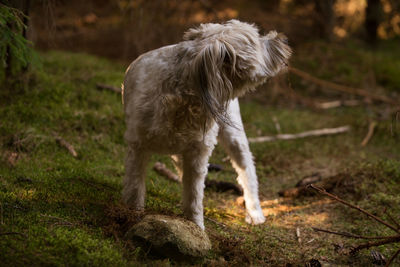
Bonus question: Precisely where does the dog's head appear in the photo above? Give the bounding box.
[184,20,291,126]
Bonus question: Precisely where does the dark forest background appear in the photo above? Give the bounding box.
[18,0,400,61]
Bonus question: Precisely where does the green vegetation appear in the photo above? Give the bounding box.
[0,4,37,83]
[292,39,400,93]
[0,42,399,265]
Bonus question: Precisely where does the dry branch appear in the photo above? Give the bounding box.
[309,184,400,266]
[39,214,74,226]
[279,173,345,197]
[312,227,395,240]
[296,227,301,243]
[309,184,399,233]
[295,173,322,187]
[249,125,350,143]
[289,67,399,106]
[316,100,361,109]
[384,208,400,230]
[205,179,243,195]
[351,236,400,254]
[96,83,121,93]
[153,162,181,183]
[208,163,224,172]
[205,216,228,229]
[386,248,400,267]
[361,121,377,147]
[54,134,77,157]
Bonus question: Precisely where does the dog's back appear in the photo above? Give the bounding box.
[123,43,211,153]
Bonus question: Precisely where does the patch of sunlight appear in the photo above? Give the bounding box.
[209,197,333,226]
[260,198,333,218]
[393,15,400,34]
[334,0,366,37]
[299,211,330,225]
[217,8,238,20]
[382,0,392,13]
[334,26,347,38]
[16,188,36,200]
[191,11,209,23]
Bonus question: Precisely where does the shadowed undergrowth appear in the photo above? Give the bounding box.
[0,42,399,266]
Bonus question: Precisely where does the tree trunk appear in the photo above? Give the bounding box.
[365,0,382,44]
[314,0,336,40]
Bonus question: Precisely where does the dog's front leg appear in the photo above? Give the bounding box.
[122,145,150,210]
[181,145,213,230]
[218,99,265,225]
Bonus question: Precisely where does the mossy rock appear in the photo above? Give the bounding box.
[125,214,211,260]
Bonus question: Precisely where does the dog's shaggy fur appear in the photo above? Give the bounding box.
[122,20,291,229]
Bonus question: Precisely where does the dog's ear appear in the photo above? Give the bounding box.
[190,40,236,126]
[262,31,292,76]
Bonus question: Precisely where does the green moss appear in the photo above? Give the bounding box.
[1,44,399,265]
[292,39,400,92]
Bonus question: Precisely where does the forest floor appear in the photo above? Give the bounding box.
[1,40,400,266]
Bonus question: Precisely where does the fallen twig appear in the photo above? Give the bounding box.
[278,172,346,198]
[296,227,301,243]
[310,184,400,266]
[351,236,400,254]
[205,179,243,195]
[153,162,180,183]
[208,163,223,172]
[386,248,400,267]
[53,134,78,157]
[306,238,315,244]
[249,126,350,143]
[312,227,396,240]
[316,100,361,109]
[96,83,121,93]
[309,184,399,233]
[39,214,75,226]
[361,121,377,147]
[384,208,400,230]
[295,173,322,187]
[289,67,399,105]
[205,216,228,228]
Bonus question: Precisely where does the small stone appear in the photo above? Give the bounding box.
[125,214,211,260]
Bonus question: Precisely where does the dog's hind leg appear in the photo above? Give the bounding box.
[171,155,183,181]
[218,98,265,225]
[122,144,150,210]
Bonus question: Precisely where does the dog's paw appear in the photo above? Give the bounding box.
[191,218,205,230]
[185,213,205,230]
[245,209,266,225]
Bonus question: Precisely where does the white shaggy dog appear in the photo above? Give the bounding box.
[122,20,291,229]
